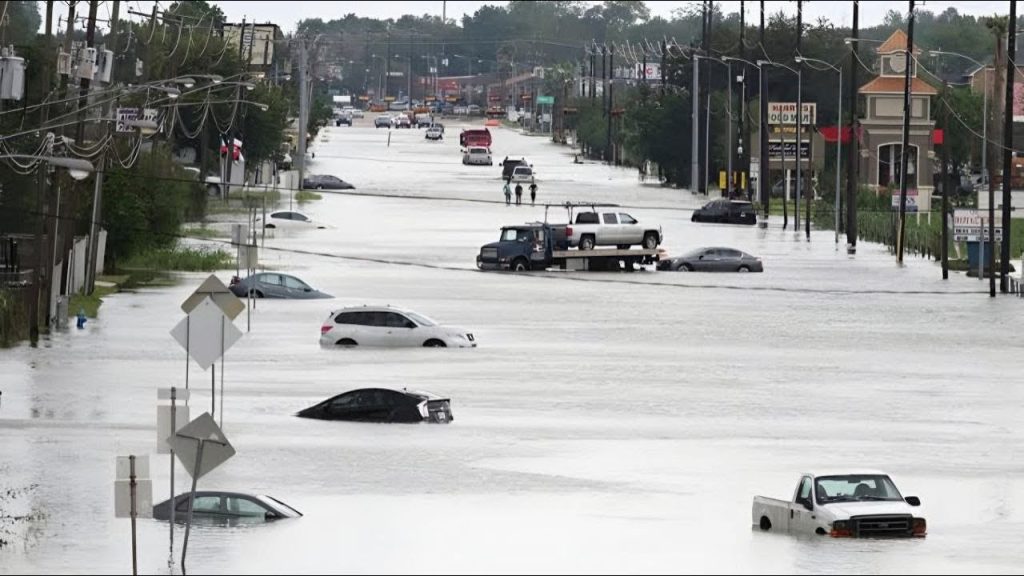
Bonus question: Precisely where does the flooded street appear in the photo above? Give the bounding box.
[2,119,1022,574]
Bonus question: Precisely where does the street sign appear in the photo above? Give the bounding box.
[114,456,153,519]
[891,189,919,213]
[537,95,554,105]
[634,62,662,80]
[767,140,810,160]
[170,298,243,371]
[768,102,816,125]
[181,274,245,320]
[952,209,1005,242]
[157,404,191,454]
[116,107,138,132]
[168,413,235,480]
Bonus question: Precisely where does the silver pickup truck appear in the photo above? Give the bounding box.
[567,210,662,251]
[752,471,926,538]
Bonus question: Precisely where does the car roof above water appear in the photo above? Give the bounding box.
[328,304,414,315]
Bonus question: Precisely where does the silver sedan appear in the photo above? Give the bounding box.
[229,273,333,299]
[658,247,763,273]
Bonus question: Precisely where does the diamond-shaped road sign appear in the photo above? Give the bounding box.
[170,297,243,370]
[167,412,235,480]
[181,274,245,320]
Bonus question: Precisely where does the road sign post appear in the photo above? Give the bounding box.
[169,413,235,574]
[115,455,151,575]
[158,387,190,564]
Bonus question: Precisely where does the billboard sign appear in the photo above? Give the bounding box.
[768,102,816,125]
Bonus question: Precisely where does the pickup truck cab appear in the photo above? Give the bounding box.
[568,210,662,250]
[752,471,926,538]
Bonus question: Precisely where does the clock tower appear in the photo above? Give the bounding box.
[857,30,937,210]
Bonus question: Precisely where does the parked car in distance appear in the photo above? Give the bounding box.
[153,492,302,523]
[394,114,412,128]
[257,210,323,229]
[691,199,757,225]
[374,115,392,128]
[319,305,476,348]
[342,106,363,119]
[229,273,332,299]
[753,471,926,538]
[296,388,453,423]
[463,146,493,166]
[510,165,535,184]
[302,174,355,190]
[568,210,662,250]
[467,104,482,115]
[335,113,352,127]
[657,247,763,272]
[416,114,434,128]
[425,126,444,140]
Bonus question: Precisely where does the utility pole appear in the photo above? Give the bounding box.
[607,42,613,163]
[760,0,768,225]
[660,40,666,97]
[64,0,97,298]
[31,0,56,340]
[896,0,914,264]
[85,0,118,294]
[739,0,748,198]
[601,44,607,118]
[703,2,713,195]
[795,0,803,234]
[385,27,391,101]
[407,34,412,108]
[297,40,309,194]
[846,1,859,253]
[1000,0,1016,293]
[691,52,701,194]
[941,80,950,280]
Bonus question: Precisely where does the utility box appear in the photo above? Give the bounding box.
[94,49,114,84]
[76,47,96,81]
[0,51,25,100]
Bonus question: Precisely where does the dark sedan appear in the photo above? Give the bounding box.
[297,388,453,423]
[153,492,302,523]
[229,273,332,299]
[691,199,757,225]
[302,174,355,190]
[658,247,763,272]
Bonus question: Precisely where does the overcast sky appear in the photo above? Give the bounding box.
[46,1,1012,35]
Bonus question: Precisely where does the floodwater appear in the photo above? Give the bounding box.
[1,118,1022,575]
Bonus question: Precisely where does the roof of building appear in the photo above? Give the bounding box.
[860,76,938,95]
[876,29,921,55]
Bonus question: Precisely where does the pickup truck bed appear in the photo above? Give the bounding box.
[752,496,793,532]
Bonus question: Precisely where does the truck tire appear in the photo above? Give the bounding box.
[511,258,529,272]
[580,235,596,251]
[206,184,221,197]
[643,232,659,249]
[759,517,772,531]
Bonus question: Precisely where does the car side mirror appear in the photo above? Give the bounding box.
[265,511,278,520]
[801,499,813,511]
[905,496,921,507]
[698,255,704,260]
[304,287,312,292]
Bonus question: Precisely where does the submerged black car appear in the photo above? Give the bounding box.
[153,492,302,523]
[691,199,757,225]
[297,388,453,423]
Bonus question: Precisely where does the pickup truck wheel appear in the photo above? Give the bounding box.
[335,338,357,347]
[206,184,220,197]
[643,232,659,249]
[423,339,447,347]
[511,258,529,272]
[580,235,596,251]
[759,517,772,531]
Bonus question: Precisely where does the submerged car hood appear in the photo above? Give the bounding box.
[823,501,919,518]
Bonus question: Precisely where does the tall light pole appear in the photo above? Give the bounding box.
[930,50,988,184]
[896,0,915,265]
[760,60,802,229]
[723,56,763,205]
[796,56,843,245]
[691,52,701,193]
[697,55,732,194]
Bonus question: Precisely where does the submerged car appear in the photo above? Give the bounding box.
[691,199,757,225]
[374,115,392,128]
[302,174,355,190]
[257,210,324,229]
[462,146,493,166]
[296,388,453,423]
[425,126,443,140]
[229,273,332,299]
[319,305,476,348]
[658,247,763,272]
[153,492,302,523]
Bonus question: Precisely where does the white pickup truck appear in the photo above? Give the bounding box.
[567,208,662,251]
[752,471,926,538]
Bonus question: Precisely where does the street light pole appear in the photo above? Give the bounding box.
[692,53,701,194]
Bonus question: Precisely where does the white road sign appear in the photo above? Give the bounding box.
[114,455,153,519]
[167,412,235,480]
[181,274,245,320]
[116,107,138,132]
[170,297,243,370]
[952,209,1005,242]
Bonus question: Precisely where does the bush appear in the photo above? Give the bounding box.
[0,289,28,347]
[120,245,232,272]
